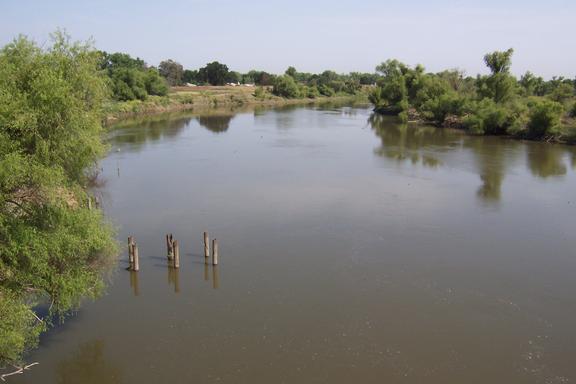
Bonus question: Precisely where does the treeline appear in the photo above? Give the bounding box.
[102,52,377,101]
[271,67,374,99]
[369,49,576,141]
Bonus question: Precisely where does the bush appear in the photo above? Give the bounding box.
[318,84,335,97]
[527,100,564,138]
[272,75,300,98]
[144,69,168,96]
[254,86,266,99]
[420,92,466,124]
[463,99,526,135]
[306,85,320,99]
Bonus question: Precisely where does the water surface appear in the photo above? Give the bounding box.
[14,104,576,384]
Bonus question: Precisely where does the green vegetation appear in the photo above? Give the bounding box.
[101,52,168,101]
[158,59,184,86]
[0,33,116,364]
[370,49,576,142]
[271,67,364,99]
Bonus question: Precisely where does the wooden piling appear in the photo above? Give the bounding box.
[204,231,210,258]
[173,240,180,269]
[133,245,140,272]
[88,197,92,210]
[212,239,218,266]
[166,234,174,260]
[128,237,135,268]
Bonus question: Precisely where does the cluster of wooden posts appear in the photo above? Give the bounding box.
[126,231,219,272]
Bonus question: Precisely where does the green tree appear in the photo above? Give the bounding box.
[549,82,574,103]
[477,48,517,103]
[272,75,300,98]
[144,68,169,96]
[198,62,229,86]
[285,66,297,78]
[159,59,183,86]
[182,69,199,84]
[0,32,116,364]
[483,48,514,74]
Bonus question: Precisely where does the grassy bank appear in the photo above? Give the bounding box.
[104,85,368,123]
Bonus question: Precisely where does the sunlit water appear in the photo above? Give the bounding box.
[13,104,576,384]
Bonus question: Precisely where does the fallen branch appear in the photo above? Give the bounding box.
[0,362,39,382]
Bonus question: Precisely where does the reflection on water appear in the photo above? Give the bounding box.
[110,116,191,150]
[369,113,459,168]
[56,341,122,384]
[368,113,574,203]
[527,144,567,178]
[212,266,219,290]
[129,271,139,297]
[464,136,513,203]
[167,267,180,293]
[203,261,209,282]
[197,114,235,133]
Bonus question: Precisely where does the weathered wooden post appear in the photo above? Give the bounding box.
[133,244,140,272]
[173,240,180,269]
[212,239,219,266]
[88,197,92,210]
[204,231,210,258]
[128,237,136,271]
[166,234,174,260]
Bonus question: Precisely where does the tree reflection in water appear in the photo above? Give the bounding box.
[197,114,235,133]
[57,340,122,384]
[526,144,567,178]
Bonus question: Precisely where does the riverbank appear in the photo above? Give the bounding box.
[104,85,367,124]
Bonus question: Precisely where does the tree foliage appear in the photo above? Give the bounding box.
[369,48,576,141]
[272,75,300,98]
[101,52,168,100]
[198,62,229,86]
[527,100,564,138]
[159,59,184,86]
[0,32,116,364]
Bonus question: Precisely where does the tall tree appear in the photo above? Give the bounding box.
[198,62,229,86]
[159,59,184,86]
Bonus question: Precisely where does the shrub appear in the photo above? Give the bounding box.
[463,99,526,135]
[318,84,335,97]
[420,92,465,124]
[272,75,300,98]
[254,86,266,99]
[527,100,564,138]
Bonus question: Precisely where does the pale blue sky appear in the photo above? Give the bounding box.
[1,0,574,78]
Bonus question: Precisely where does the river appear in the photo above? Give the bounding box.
[14,103,576,383]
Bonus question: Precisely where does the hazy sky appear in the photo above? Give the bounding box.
[1,0,574,78]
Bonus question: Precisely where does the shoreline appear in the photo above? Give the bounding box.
[104,87,367,124]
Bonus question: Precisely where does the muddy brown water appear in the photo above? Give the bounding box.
[13,104,576,383]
